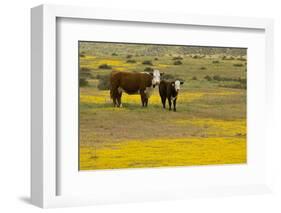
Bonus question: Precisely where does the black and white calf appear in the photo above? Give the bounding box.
[159,80,184,111]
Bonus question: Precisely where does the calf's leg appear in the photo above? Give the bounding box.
[173,99,177,112]
[168,97,172,111]
[161,96,166,109]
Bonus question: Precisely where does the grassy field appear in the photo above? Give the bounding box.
[79,42,247,170]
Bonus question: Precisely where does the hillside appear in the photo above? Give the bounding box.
[79,41,246,57]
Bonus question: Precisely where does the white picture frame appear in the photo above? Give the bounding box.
[31,4,274,208]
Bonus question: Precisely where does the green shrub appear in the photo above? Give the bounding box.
[96,74,101,79]
[98,64,112,69]
[172,56,183,60]
[219,82,246,90]
[222,56,234,60]
[142,60,153,65]
[174,60,182,65]
[126,54,133,59]
[213,75,240,82]
[233,63,243,67]
[237,56,246,61]
[192,76,197,80]
[97,75,110,90]
[80,67,92,78]
[213,75,222,81]
[79,51,86,57]
[212,60,220,64]
[240,80,247,89]
[200,67,206,70]
[80,67,91,72]
[79,78,88,87]
[126,59,136,63]
[239,78,247,84]
[204,75,212,81]
[211,75,247,89]
[144,67,154,72]
[154,57,158,60]
[112,53,118,56]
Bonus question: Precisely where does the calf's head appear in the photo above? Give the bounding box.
[172,80,184,92]
[150,70,163,87]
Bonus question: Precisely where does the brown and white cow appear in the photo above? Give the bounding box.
[159,80,184,111]
[110,70,162,107]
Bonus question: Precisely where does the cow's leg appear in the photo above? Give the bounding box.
[140,90,146,107]
[145,98,148,107]
[144,94,148,107]
[113,96,117,107]
[117,92,122,107]
[173,99,177,112]
[116,87,123,107]
[168,97,172,111]
[111,88,118,107]
[161,96,166,109]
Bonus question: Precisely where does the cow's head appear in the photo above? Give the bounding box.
[150,70,163,87]
[172,80,184,92]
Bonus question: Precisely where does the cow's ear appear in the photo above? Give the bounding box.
[160,72,164,76]
[180,81,184,85]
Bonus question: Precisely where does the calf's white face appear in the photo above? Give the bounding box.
[152,70,161,86]
[174,80,181,92]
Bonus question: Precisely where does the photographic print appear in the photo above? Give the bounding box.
[79,41,247,170]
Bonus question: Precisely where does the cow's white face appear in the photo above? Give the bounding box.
[174,80,184,92]
[151,70,161,86]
